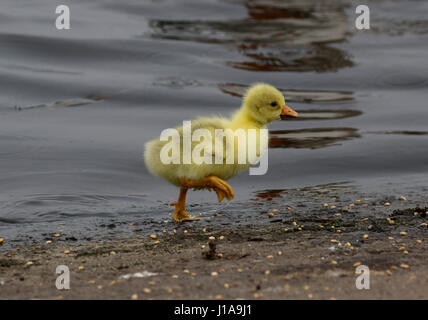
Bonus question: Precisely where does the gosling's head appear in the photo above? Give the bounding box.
[242,83,298,124]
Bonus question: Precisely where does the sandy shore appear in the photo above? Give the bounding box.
[0,206,427,300]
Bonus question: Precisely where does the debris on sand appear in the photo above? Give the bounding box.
[202,241,217,260]
[119,271,158,280]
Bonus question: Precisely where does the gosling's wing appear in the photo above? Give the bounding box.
[189,117,231,164]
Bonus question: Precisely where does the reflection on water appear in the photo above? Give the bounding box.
[289,109,362,121]
[368,130,428,136]
[269,127,361,149]
[149,1,353,72]
[218,83,354,102]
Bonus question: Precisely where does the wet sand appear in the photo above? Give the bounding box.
[1,204,426,300]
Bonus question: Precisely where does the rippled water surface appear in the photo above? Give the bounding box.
[1,0,428,244]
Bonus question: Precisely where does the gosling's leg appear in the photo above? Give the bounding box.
[170,187,200,222]
[180,176,234,203]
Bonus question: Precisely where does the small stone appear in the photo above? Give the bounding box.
[416,240,422,244]
[400,264,409,269]
[219,236,225,240]
[215,295,223,300]
[26,261,34,266]
[78,266,84,271]
[211,272,218,277]
[131,294,138,300]
[399,196,407,201]
[237,268,243,273]
[109,281,116,286]
[209,236,215,240]
[54,233,61,237]
[400,232,408,236]
[150,234,157,239]
[0,238,4,244]
[46,240,52,244]
[224,283,230,289]
[386,270,392,276]
[363,234,369,239]
[183,269,190,274]
[384,202,391,207]
[265,270,271,275]
[277,251,283,256]
[64,250,70,255]
[353,262,361,267]
[304,285,310,291]
[171,275,179,279]
[143,288,151,293]
[388,237,394,240]
[267,255,274,259]
[331,260,338,265]
[268,213,274,218]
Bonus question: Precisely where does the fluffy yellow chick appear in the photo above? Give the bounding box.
[144,83,298,222]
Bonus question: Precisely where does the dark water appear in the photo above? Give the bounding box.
[1,0,428,245]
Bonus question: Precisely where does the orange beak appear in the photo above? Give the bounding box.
[281,104,299,118]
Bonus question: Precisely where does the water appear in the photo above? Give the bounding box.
[1,0,427,245]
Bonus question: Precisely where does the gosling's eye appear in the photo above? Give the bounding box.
[270,101,277,107]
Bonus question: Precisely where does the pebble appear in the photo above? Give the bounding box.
[0,238,4,244]
[78,266,84,271]
[131,294,138,300]
[400,264,409,269]
[267,255,274,259]
[363,234,369,239]
[150,234,157,239]
[384,202,391,207]
[322,203,328,207]
[143,288,151,293]
[272,209,278,213]
[215,295,223,300]
[64,250,70,255]
[265,270,271,275]
[54,233,61,237]
[109,281,116,286]
[237,268,243,273]
[209,236,215,240]
[268,213,274,218]
[211,272,218,277]
[353,262,361,267]
[416,240,422,244]
[331,260,338,265]
[46,240,52,244]
[277,251,283,256]
[171,275,179,279]
[386,270,392,276]
[399,196,407,201]
[304,285,310,291]
[400,232,408,236]
[26,261,34,266]
[97,285,103,290]
[219,236,225,240]
[224,283,230,289]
